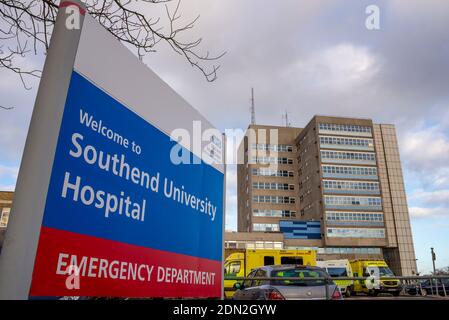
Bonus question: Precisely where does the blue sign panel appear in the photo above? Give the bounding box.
[280,220,321,240]
[30,71,224,297]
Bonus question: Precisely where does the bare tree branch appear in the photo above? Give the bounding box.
[0,0,225,91]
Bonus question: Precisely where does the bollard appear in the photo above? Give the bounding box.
[441,280,447,297]
[430,277,434,295]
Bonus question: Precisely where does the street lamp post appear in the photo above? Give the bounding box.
[431,247,436,274]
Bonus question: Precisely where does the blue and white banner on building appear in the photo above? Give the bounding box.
[280,220,321,240]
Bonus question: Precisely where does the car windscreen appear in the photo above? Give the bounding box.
[270,268,328,287]
[377,267,395,277]
[327,267,347,277]
[366,266,394,277]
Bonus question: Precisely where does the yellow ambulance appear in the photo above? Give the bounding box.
[317,259,354,297]
[350,259,402,296]
[224,249,316,298]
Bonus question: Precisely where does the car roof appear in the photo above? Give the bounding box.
[259,265,326,272]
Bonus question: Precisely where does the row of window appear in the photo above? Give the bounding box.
[253,209,296,218]
[320,136,374,148]
[323,180,380,191]
[253,195,296,204]
[327,227,385,238]
[324,196,382,206]
[225,241,284,250]
[250,144,293,152]
[251,157,294,164]
[320,150,376,162]
[317,247,381,254]
[253,223,280,232]
[252,168,294,177]
[326,211,384,222]
[252,182,294,190]
[319,123,372,134]
[322,165,378,176]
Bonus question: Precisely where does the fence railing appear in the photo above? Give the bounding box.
[224,275,449,299]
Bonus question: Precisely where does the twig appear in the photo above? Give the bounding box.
[0,0,225,86]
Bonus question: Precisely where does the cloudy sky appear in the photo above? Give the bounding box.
[1,0,449,274]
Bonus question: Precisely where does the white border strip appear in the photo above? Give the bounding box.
[74,15,223,173]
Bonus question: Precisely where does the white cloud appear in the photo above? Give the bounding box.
[0,184,15,191]
[396,117,449,226]
[292,44,379,91]
[410,207,448,219]
[0,164,18,191]
[401,127,449,172]
[0,164,18,179]
[408,188,449,219]
[432,168,449,188]
[409,189,449,207]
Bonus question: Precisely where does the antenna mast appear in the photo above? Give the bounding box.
[282,110,291,127]
[250,88,256,125]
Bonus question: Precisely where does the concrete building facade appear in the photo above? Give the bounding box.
[235,116,417,276]
[0,191,13,251]
[237,125,302,233]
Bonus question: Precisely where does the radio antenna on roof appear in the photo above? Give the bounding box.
[282,110,291,127]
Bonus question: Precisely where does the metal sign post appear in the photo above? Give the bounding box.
[0,0,85,299]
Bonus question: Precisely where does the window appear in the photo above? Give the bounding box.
[327,267,348,277]
[226,242,237,249]
[326,211,384,226]
[318,247,381,254]
[324,196,382,207]
[253,196,296,204]
[327,227,385,238]
[225,261,241,276]
[253,223,280,232]
[243,270,257,288]
[318,123,372,135]
[253,269,268,287]
[320,151,376,162]
[1,208,10,228]
[253,210,296,218]
[323,180,380,192]
[251,157,294,164]
[264,256,275,266]
[251,144,294,152]
[271,268,327,286]
[252,169,294,177]
[321,165,378,177]
[319,136,374,149]
[280,257,304,265]
[252,182,293,190]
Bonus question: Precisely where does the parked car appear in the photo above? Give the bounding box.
[224,249,316,298]
[406,278,449,296]
[232,265,343,300]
